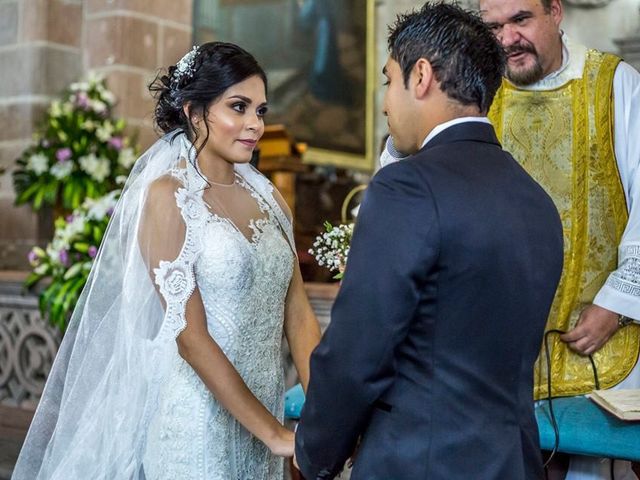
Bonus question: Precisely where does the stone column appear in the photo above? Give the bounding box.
[0,0,83,269]
[84,0,193,149]
[0,0,192,271]
[615,36,640,72]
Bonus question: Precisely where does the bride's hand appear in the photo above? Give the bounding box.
[267,427,295,457]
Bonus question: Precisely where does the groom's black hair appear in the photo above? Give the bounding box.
[388,2,505,113]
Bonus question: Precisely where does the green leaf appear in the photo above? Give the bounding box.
[86,181,96,198]
[63,262,83,280]
[33,188,45,210]
[40,282,59,318]
[62,181,75,209]
[73,242,89,253]
[92,226,103,244]
[62,277,85,315]
[50,301,63,329]
[15,181,42,204]
[71,183,83,208]
[50,280,74,326]
[24,272,41,289]
[43,181,58,204]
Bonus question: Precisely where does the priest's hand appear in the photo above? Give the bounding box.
[560,304,619,355]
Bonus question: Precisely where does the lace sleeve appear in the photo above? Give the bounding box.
[138,174,208,340]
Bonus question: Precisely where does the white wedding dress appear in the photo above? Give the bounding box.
[143,172,295,480]
[12,133,298,480]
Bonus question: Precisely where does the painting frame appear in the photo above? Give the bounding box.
[193,0,377,172]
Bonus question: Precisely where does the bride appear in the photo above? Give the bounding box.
[12,42,321,479]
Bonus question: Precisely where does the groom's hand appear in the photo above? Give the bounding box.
[347,437,361,468]
[292,451,306,480]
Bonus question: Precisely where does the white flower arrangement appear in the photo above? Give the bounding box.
[118,147,137,170]
[13,73,137,210]
[96,121,114,142]
[50,160,74,179]
[79,153,111,182]
[27,153,49,175]
[309,221,354,279]
[26,190,120,329]
[85,190,119,220]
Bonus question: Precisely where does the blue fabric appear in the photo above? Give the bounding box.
[287,387,640,461]
[536,396,640,461]
[285,383,305,420]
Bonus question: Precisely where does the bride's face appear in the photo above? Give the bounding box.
[199,74,267,165]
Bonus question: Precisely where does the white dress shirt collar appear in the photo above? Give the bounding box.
[421,117,491,148]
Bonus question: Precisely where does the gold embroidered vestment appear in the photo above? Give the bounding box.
[489,50,640,399]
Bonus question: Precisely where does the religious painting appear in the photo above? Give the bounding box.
[194,0,376,171]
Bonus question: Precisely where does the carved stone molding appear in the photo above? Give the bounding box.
[0,278,61,410]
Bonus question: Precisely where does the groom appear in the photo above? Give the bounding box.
[294,3,564,479]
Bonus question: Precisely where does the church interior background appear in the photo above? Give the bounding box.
[0,0,639,478]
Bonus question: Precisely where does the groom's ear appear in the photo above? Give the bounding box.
[412,58,435,99]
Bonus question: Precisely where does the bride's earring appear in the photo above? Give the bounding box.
[191,117,201,133]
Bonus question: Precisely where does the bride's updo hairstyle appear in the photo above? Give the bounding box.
[149,42,267,152]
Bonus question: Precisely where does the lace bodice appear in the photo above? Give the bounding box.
[143,165,295,480]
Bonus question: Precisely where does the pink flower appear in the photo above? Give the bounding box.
[75,92,89,109]
[88,246,98,258]
[59,249,69,266]
[108,137,123,151]
[27,250,39,266]
[56,148,72,162]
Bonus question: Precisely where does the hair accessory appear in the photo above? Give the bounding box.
[172,46,200,86]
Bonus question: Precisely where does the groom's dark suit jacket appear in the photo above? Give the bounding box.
[295,122,563,480]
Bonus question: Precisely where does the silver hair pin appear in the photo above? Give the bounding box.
[172,46,199,86]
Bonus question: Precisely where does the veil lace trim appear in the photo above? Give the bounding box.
[11,130,296,479]
[152,136,296,341]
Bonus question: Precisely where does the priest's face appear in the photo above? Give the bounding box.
[479,0,563,86]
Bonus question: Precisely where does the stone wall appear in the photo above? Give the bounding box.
[84,0,193,149]
[0,0,192,270]
[0,0,83,269]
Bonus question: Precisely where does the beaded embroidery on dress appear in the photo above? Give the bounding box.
[143,138,295,479]
[11,131,296,480]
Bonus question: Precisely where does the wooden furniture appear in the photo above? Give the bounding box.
[257,124,309,214]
